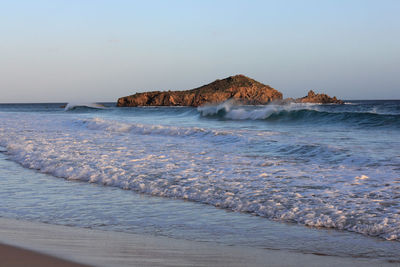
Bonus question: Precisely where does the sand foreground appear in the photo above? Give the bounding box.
[0,243,89,267]
[0,217,397,267]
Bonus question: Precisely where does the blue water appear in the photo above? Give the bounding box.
[0,100,399,260]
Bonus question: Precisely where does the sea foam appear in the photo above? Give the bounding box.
[0,112,399,241]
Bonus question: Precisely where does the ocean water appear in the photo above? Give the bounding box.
[0,100,399,260]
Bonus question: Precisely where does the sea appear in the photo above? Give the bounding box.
[0,100,399,261]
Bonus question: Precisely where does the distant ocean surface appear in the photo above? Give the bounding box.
[1,100,400,260]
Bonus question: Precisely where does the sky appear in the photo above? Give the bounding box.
[0,0,399,102]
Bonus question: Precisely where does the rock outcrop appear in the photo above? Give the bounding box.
[117,75,283,107]
[294,90,344,104]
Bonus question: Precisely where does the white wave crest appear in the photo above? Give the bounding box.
[64,102,106,111]
[197,100,236,116]
[198,102,320,120]
[77,117,236,138]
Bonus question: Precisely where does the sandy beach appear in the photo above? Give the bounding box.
[0,243,89,267]
[0,217,397,267]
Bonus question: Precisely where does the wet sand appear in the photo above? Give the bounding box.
[0,243,89,267]
[0,217,396,267]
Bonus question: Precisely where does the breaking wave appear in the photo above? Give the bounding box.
[64,102,106,111]
[198,102,400,128]
[75,117,244,140]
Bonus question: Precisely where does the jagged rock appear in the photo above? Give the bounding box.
[294,90,344,104]
[117,75,283,107]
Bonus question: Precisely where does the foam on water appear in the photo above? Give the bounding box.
[77,117,242,139]
[0,110,399,241]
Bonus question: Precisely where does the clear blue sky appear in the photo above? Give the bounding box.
[1,0,399,102]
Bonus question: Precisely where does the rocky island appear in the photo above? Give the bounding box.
[117,75,343,107]
[291,90,344,104]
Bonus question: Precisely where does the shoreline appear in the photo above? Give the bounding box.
[0,217,397,267]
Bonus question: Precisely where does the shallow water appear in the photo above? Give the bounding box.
[0,101,399,260]
[1,152,400,261]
